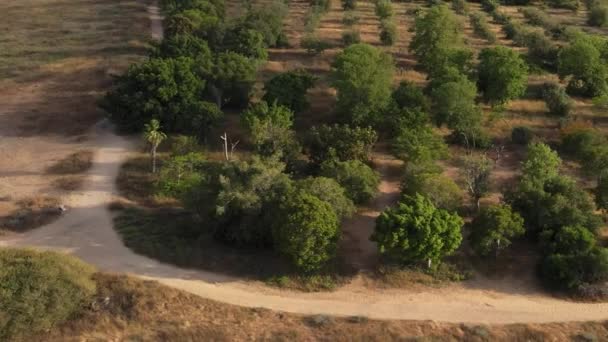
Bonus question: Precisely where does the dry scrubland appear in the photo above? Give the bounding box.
[0,0,148,234]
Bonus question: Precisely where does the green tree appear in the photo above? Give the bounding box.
[305,124,378,166]
[391,108,448,163]
[595,169,608,211]
[391,81,430,112]
[262,69,317,112]
[375,0,393,19]
[273,190,340,272]
[540,247,608,291]
[558,37,608,97]
[542,82,572,117]
[521,142,561,185]
[157,152,205,197]
[409,5,465,74]
[241,101,300,160]
[460,154,492,210]
[164,9,221,37]
[151,34,213,61]
[208,52,257,108]
[320,159,380,204]
[469,204,525,256]
[220,25,268,60]
[241,3,288,47]
[143,119,168,173]
[431,73,482,133]
[331,44,394,125]
[379,19,397,46]
[540,225,596,255]
[298,177,356,219]
[477,46,528,106]
[371,194,463,267]
[401,163,464,211]
[102,57,222,134]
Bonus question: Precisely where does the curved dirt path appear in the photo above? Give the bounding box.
[2,124,608,324]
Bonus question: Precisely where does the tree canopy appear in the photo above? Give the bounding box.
[469,204,525,256]
[477,46,528,106]
[263,70,317,113]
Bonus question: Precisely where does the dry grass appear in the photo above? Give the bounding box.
[0,0,148,83]
[0,196,61,233]
[46,150,94,175]
[39,273,608,341]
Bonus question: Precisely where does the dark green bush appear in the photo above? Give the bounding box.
[547,0,579,10]
[342,30,361,46]
[0,249,96,340]
[588,5,608,27]
[470,12,497,43]
[375,0,394,19]
[380,20,397,46]
[320,159,380,204]
[342,0,357,10]
[542,82,572,117]
[301,35,332,54]
[452,0,469,14]
[511,126,534,145]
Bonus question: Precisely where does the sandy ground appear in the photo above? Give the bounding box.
[2,0,608,326]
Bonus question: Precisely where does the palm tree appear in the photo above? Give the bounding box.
[143,119,167,173]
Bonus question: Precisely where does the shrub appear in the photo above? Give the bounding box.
[342,30,361,46]
[588,5,608,27]
[371,194,463,267]
[391,81,430,112]
[542,82,572,117]
[320,159,380,204]
[305,124,378,166]
[469,204,525,257]
[391,109,448,163]
[375,0,394,19]
[522,30,559,70]
[511,126,534,145]
[477,46,529,106]
[263,69,317,112]
[301,35,332,54]
[402,164,464,211]
[273,190,340,272]
[540,247,608,291]
[297,177,356,219]
[558,37,608,97]
[547,0,579,10]
[342,0,356,10]
[0,249,96,340]
[343,11,360,26]
[242,2,289,47]
[481,0,499,12]
[380,20,397,46]
[469,12,497,43]
[452,0,469,14]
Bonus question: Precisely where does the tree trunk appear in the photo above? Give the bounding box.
[427,258,432,269]
[151,146,157,173]
[476,197,481,211]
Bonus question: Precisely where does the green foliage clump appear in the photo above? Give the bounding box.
[469,12,497,43]
[305,124,378,166]
[401,163,464,211]
[511,126,534,145]
[343,11,360,26]
[151,33,213,60]
[157,152,206,197]
[297,177,356,219]
[342,0,357,10]
[371,194,463,267]
[430,71,482,133]
[273,191,340,272]
[469,204,525,256]
[588,5,608,27]
[0,249,96,340]
[301,35,333,55]
[241,3,289,47]
[102,57,222,134]
[210,51,257,108]
[342,30,361,46]
[391,81,430,112]
[220,24,269,60]
[375,0,394,19]
[477,46,529,106]
[331,44,394,125]
[391,108,448,163]
[379,20,397,46]
[561,128,608,176]
[595,169,608,210]
[452,0,469,14]
[558,36,608,97]
[263,69,317,112]
[547,0,579,10]
[542,82,572,117]
[241,101,300,160]
[320,159,380,204]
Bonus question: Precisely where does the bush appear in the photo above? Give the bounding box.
[342,0,356,10]
[547,0,579,10]
[469,204,525,257]
[481,0,499,12]
[375,0,394,19]
[0,249,96,340]
[342,30,361,46]
[522,30,559,70]
[301,35,332,54]
[320,159,380,204]
[477,46,528,106]
[305,124,378,166]
[343,11,360,26]
[469,12,497,43]
[401,164,464,211]
[380,20,397,46]
[452,0,469,14]
[391,81,430,112]
[588,5,608,27]
[273,190,340,272]
[371,194,463,267]
[263,69,317,112]
[511,126,534,145]
[297,177,356,219]
[540,247,608,291]
[542,82,572,117]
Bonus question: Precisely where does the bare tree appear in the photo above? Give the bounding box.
[461,154,492,210]
[220,132,239,161]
